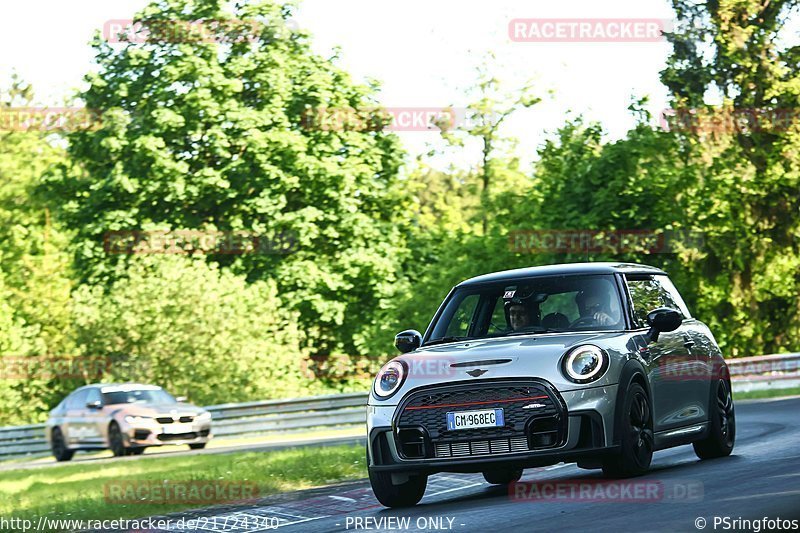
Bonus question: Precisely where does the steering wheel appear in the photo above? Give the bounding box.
[570,316,597,328]
[489,321,510,333]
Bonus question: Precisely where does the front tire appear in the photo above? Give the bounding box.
[693,379,735,459]
[51,428,74,462]
[603,382,654,478]
[108,422,127,457]
[367,450,427,508]
[482,468,523,485]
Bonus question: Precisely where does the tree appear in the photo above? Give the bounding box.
[50,0,407,357]
[71,255,318,405]
[661,0,800,355]
[0,77,77,424]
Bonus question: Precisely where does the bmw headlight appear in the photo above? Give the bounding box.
[562,345,609,383]
[373,360,406,399]
[195,411,212,422]
[124,415,153,425]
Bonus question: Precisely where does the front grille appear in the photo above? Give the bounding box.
[157,432,197,441]
[155,415,194,424]
[395,380,567,459]
[434,436,529,458]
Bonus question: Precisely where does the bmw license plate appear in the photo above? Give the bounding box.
[446,409,504,431]
[162,423,191,434]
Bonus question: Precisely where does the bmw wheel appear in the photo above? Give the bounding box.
[603,382,653,478]
[693,379,735,459]
[108,422,127,457]
[51,428,74,462]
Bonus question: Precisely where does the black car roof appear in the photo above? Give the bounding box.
[458,262,666,286]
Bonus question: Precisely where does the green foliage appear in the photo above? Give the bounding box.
[71,255,320,404]
[660,0,800,355]
[0,77,78,424]
[51,0,406,358]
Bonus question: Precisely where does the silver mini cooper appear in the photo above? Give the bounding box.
[367,263,735,507]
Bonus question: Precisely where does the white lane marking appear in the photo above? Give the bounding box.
[720,489,800,502]
[262,515,327,530]
[769,472,800,478]
[258,509,316,520]
[328,495,357,502]
[545,463,572,470]
[427,481,484,498]
[434,475,475,483]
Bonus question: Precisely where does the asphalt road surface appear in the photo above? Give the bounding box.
[122,397,800,533]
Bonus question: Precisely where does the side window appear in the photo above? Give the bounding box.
[66,389,89,409]
[626,275,690,328]
[658,276,692,318]
[489,297,508,332]
[445,294,480,337]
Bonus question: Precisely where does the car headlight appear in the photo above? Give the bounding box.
[562,345,609,383]
[124,415,153,425]
[373,360,406,399]
[195,411,211,422]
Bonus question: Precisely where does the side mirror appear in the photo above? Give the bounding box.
[394,329,422,353]
[645,307,682,343]
[175,396,188,403]
[86,400,102,410]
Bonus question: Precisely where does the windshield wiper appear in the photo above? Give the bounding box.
[505,328,565,336]
[424,336,470,346]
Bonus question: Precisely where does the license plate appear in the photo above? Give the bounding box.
[162,423,191,434]
[446,409,504,431]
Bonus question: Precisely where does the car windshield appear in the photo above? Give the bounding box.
[102,389,176,405]
[426,274,624,344]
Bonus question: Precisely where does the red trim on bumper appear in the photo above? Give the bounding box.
[404,395,548,411]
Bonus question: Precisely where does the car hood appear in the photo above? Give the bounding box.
[106,403,206,417]
[375,331,629,404]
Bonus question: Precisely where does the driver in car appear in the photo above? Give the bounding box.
[507,303,532,331]
[572,284,619,327]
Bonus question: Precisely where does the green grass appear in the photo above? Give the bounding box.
[735,385,800,400]
[0,444,366,530]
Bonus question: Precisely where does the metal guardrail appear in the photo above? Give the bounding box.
[0,392,368,459]
[727,352,800,392]
[1,353,799,459]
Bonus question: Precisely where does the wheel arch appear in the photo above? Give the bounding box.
[611,358,652,445]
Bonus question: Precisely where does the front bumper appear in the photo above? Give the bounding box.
[122,422,212,447]
[367,379,617,474]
